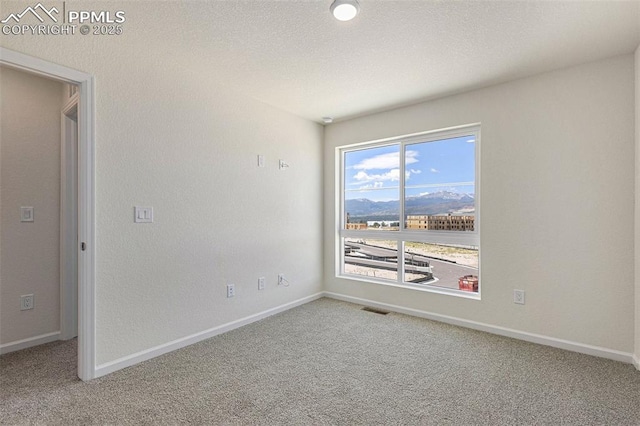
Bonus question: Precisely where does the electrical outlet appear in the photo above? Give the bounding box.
[20,294,34,310]
[227,284,235,298]
[278,274,285,286]
[258,277,265,290]
[20,207,34,222]
[513,289,525,305]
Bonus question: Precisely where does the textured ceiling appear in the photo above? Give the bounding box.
[161,1,640,123]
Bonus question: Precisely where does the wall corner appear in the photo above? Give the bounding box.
[634,43,640,364]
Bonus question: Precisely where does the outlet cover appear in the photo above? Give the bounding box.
[227,284,235,298]
[258,277,265,290]
[514,289,525,305]
[134,206,153,223]
[20,207,34,222]
[20,294,34,310]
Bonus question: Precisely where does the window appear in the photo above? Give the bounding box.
[339,125,480,296]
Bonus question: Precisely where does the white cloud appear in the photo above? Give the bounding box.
[358,181,384,190]
[353,171,370,181]
[430,168,439,173]
[352,168,400,183]
[353,150,418,170]
[406,150,419,166]
[352,168,422,184]
[466,139,475,143]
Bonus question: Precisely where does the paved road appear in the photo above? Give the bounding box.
[346,242,431,265]
[427,258,477,290]
[345,242,397,260]
[345,242,477,291]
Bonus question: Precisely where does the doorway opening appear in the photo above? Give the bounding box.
[0,47,96,381]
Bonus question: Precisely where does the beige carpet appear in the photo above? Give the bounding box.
[1,298,639,425]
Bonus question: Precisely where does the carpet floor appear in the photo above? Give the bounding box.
[1,298,639,425]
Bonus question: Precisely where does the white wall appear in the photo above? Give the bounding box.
[0,67,63,345]
[0,2,323,367]
[325,55,636,353]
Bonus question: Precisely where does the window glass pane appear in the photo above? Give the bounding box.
[404,242,479,292]
[339,127,480,298]
[344,238,398,281]
[404,135,475,231]
[344,145,400,231]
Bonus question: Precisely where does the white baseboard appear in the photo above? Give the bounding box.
[0,331,60,355]
[633,354,640,371]
[95,292,324,378]
[324,292,636,365]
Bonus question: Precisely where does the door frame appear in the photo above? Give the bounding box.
[1,47,96,381]
[60,95,79,341]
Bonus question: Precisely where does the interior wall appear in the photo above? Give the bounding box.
[0,2,323,367]
[0,67,63,345]
[325,55,636,353]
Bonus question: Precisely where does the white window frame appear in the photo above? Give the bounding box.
[337,124,481,299]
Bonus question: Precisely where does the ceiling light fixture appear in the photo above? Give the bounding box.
[330,0,359,21]
[322,117,334,124]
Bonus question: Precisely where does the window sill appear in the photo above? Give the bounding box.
[337,273,481,300]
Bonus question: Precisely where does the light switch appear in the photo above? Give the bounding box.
[134,206,153,223]
[257,155,265,167]
[20,207,34,222]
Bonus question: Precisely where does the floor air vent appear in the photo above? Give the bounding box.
[361,307,390,315]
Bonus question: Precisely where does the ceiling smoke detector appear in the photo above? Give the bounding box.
[330,0,359,21]
[322,117,334,124]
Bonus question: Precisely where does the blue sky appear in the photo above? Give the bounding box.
[344,135,475,202]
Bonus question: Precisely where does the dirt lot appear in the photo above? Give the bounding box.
[346,239,478,268]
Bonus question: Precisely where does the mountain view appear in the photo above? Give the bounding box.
[346,191,474,221]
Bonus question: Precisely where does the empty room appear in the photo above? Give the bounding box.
[1,0,639,424]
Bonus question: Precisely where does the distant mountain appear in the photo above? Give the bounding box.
[346,191,475,218]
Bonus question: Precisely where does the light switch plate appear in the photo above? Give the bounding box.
[134,206,153,223]
[20,207,34,222]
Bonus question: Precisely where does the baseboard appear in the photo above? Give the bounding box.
[633,354,640,371]
[0,331,60,355]
[95,292,324,378]
[323,292,635,365]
